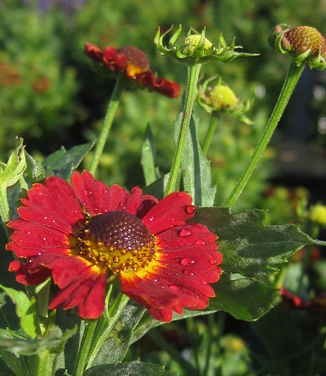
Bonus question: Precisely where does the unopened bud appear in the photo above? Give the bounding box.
[310,204,326,227]
[209,84,238,111]
[181,34,213,56]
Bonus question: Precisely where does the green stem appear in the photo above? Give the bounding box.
[89,76,126,176]
[202,314,214,376]
[164,63,202,196]
[85,293,129,370]
[74,319,98,376]
[225,62,305,208]
[202,115,218,155]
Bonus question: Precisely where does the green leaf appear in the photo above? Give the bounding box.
[208,273,280,320]
[43,143,94,180]
[131,307,216,345]
[25,151,45,183]
[91,301,145,366]
[195,207,315,277]
[173,113,216,206]
[143,174,170,199]
[0,326,77,356]
[141,125,158,186]
[84,361,177,376]
[0,139,27,223]
[0,285,40,338]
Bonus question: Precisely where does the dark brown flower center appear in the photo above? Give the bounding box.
[72,211,156,273]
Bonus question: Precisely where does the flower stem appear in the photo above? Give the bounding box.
[74,319,98,376]
[164,63,202,196]
[225,62,305,208]
[202,115,218,155]
[89,76,126,176]
[85,293,129,370]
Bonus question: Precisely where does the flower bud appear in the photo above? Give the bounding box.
[269,24,326,70]
[208,84,238,111]
[310,204,326,227]
[181,34,214,56]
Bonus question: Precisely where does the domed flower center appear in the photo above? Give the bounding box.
[118,46,150,76]
[72,211,156,273]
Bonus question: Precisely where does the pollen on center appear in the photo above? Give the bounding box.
[70,211,157,274]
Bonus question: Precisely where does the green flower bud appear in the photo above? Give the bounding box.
[208,84,238,111]
[310,204,326,227]
[181,34,214,56]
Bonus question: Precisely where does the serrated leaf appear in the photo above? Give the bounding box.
[84,361,177,376]
[43,143,94,180]
[173,112,216,206]
[0,139,27,222]
[195,207,314,277]
[25,151,45,183]
[0,326,77,356]
[141,125,158,186]
[0,285,40,338]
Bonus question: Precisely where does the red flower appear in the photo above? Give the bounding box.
[7,171,222,322]
[85,42,180,98]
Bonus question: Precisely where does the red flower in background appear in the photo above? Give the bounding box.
[85,42,180,98]
[7,171,222,322]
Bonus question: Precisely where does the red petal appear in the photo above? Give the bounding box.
[71,170,128,215]
[102,46,126,72]
[142,192,194,234]
[124,187,158,217]
[9,260,51,285]
[85,42,104,62]
[7,221,69,258]
[147,307,173,322]
[136,71,180,98]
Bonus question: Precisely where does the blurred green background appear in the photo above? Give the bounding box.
[1,1,326,374]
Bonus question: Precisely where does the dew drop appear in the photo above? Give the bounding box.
[194,240,206,246]
[83,189,93,196]
[176,192,184,197]
[183,269,195,276]
[178,229,192,238]
[37,252,42,256]
[209,257,217,265]
[185,205,196,214]
[27,231,31,235]
[153,278,158,283]
[44,216,48,220]
[148,216,154,222]
[180,257,196,266]
[42,236,47,241]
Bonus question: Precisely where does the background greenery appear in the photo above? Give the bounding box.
[1,0,326,374]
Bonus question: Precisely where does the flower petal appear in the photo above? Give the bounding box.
[71,170,128,215]
[124,186,158,217]
[142,192,195,234]
[9,260,51,285]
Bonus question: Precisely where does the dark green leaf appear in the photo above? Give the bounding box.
[92,301,145,366]
[195,207,314,277]
[84,361,177,376]
[43,143,94,180]
[0,285,40,338]
[173,113,216,206]
[141,125,158,186]
[0,326,77,356]
[143,174,170,199]
[208,273,280,321]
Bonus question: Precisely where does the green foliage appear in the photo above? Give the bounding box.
[84,361,177,376]
[173,113,216,206]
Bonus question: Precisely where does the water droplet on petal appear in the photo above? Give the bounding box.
[183,269,195,276]
[180,257,196,266]
[27,231,31,235]
[169,284,180,293]
[44,216,48,220]
[148,216,154,222]
[178,229,192,238]
[185,205,196,214]
[209,257,217,265]
[176,192,184,197]
[37,252,42,256]
[153,278,158,283]
[194,240,206,246]
[42,236,46,241]
[83,189,93,196]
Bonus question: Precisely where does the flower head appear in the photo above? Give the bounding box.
[198,76,252,124]
[7,171,222,322]
[85,42,180,98]
[309,203,326,227]
[269,24,326,70]
[155,25,258,64]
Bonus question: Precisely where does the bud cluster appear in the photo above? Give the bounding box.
[154,25,258,64]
